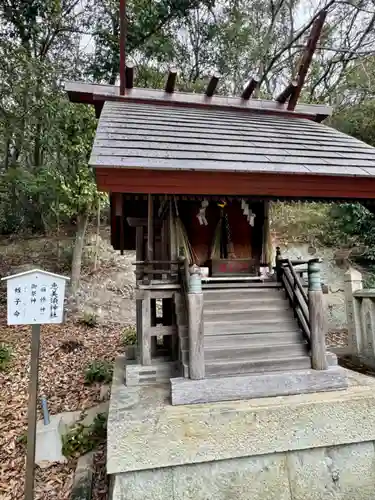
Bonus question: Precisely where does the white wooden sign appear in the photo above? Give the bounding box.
[2,269,70,325]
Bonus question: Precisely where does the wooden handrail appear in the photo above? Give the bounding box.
[132,260,180,265]
[283,260,308,303]
[280,258,311,345]
[280,258,310,266]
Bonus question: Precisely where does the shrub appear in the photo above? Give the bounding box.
[16,432,27,447]
[84,360,113,385]
[62,413,107,458]
[121,326,137,346]
[79,311,98,328]
[0,344,12,371]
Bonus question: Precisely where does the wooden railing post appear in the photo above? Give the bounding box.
[308,260,328,370]
[140,290,152,365]
[275,247,282,282]
[344,267,363,355]
[188,273,205,380]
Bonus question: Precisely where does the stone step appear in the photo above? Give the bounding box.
[203,308,292,322]
[204,319,298,335]
[205,356,311,377]
[204,297,288,311]
[204,342,309,362]
[203,331,303,347]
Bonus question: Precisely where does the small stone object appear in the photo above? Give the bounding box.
[71,451,94,500]
[99,384,110,402]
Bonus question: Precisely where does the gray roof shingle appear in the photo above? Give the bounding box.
[89,101,375,177]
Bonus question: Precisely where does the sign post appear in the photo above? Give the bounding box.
[2,269,70,500]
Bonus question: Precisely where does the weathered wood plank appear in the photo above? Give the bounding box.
[276,81,297,104]
[309,261,328,370]
[188,293,205,380]
[138,283,181,290]
[140,291,152,365]
[169,200,177,261]
[66,80,332,118]
[165,68,177,93]
[205,342,308,361]
[206,73,220,97]
[170,368,348,405]
[102,98,330,123]
[147,194,154,263]
[353,290,375,298]
[148,325,177,337]
[136,290,177,300]
[136,226,144,355]
[241,77,259,100]
[125,64,134,89]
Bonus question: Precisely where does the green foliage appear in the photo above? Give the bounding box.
[271,201,375,266]
[62,413,107,459]
[324,203,375,260]
[0,343,12,371]
[271,202,332,244]
[1,0,375,266]
[362,266,375,289]
[84,360,113,385]
[80,311,99,328]
[16,432,27,447]
[122,326,137,346]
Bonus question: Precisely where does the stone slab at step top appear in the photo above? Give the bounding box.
[204,342,309,362]
[205,355,312,377]
[204,319,298,335]
[171,367,349,405]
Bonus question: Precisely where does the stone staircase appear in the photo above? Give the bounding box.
[203,284,311,377]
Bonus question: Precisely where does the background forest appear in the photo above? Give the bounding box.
[2,0,375,287]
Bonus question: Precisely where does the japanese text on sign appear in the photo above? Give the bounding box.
[4,271,68,325]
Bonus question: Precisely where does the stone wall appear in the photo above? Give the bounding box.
[112,441,375,500]
[108,358,375,500]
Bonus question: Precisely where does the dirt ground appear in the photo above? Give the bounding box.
[0,229,353,500]
[0,229,135,500]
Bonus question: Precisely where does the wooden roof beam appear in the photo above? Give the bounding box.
[119,0,127,96]
[287,10,327,111]
[206,72,220,97]
[241,77,259,100]
[65,81,333,119]
[125,63,134,89]
[165,68,177,93]
[276,81,297,104]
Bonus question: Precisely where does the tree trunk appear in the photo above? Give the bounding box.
[71,212,89,295]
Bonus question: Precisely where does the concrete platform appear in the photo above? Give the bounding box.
[108,357,375,499]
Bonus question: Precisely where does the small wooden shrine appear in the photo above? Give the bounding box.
[65,5,375,403]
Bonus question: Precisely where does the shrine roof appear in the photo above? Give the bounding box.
[89,100,375,178]
[64,81,332,121]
